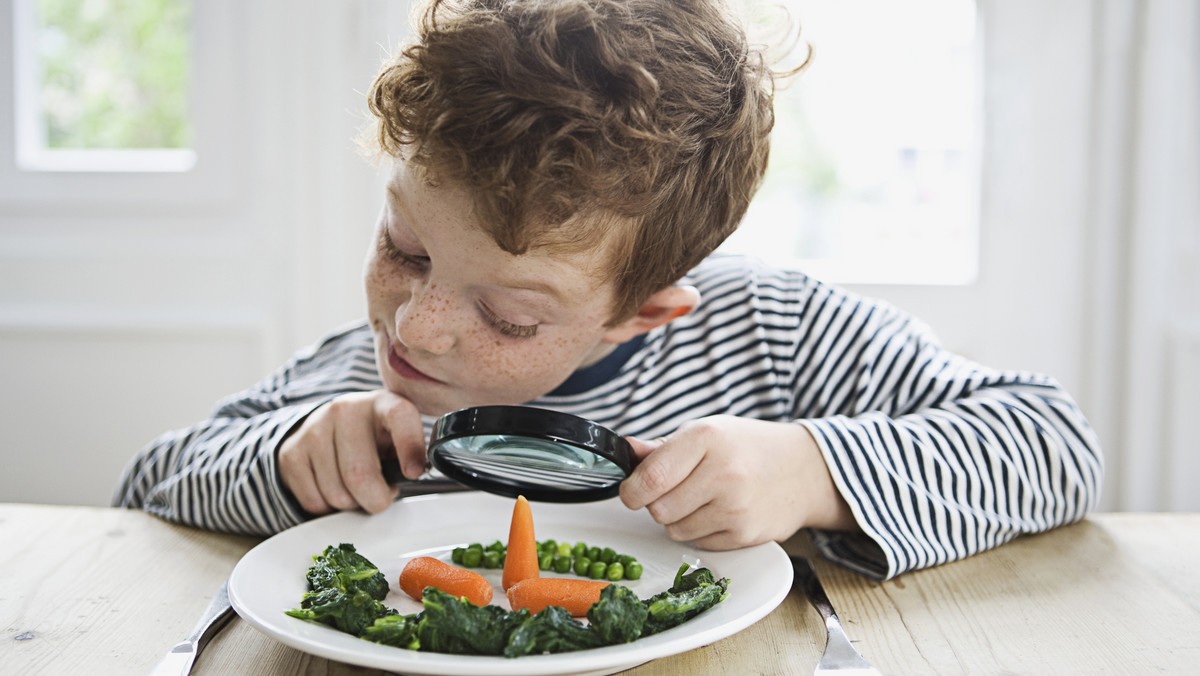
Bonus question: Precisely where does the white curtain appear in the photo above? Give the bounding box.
[1088,0,1200,510]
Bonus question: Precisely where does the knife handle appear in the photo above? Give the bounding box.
[791,555,838,622]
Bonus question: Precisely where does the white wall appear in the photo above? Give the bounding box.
[2,0,1196,512]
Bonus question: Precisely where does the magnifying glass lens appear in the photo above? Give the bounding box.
[428,407,633,502]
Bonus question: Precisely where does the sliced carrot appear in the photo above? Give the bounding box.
[506,577,611,616]
[502,495,539,591]
[398,556,493,606]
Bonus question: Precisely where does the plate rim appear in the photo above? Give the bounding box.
[228,492,793,676]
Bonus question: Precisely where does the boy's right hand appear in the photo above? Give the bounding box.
[277,390,427,516]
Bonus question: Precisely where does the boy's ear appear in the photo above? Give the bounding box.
[602,285,701,344]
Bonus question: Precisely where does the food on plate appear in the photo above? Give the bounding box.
[283,543,396,634]
[502,495,538,591]
[285,548,730,657]
[398,556,493,606]
[506,577,611,616]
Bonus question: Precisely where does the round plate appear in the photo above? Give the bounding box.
[229,492,792,676]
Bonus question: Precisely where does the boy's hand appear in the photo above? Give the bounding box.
[278,390,427,516]
[618,416,858,550]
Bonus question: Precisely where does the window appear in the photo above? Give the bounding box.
[725,0,980,284]
[13,0,194,172]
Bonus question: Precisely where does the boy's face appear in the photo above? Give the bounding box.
[364,160,622,416]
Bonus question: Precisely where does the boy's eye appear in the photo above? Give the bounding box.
[479,303,538,339]
[379,230,429,270]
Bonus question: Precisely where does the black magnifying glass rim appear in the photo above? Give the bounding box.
[428,405,634,503]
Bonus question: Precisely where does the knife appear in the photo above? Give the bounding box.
[145,580,234,676]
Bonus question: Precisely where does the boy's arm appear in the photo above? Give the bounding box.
[791,310,1104,580]
[113,401,332,534]
[112,322,378,535]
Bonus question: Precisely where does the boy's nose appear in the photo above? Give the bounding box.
[394,286,456,355]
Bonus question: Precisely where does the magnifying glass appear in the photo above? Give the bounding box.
[427,405,635,503]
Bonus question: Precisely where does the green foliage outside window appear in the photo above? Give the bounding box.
[35,0,191,150]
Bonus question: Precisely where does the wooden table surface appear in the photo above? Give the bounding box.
[3,503,1198,675]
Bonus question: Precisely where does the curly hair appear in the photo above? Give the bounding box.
[367,0,782,323]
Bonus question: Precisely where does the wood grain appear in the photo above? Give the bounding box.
[3,506,1198,675]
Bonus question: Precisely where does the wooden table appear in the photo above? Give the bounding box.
[3,503,1199,675]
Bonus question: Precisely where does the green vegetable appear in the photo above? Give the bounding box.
[418,587,529,655]
[573,556,591,576]
[482,550,502,568]
[284,543,394,634]
[286,587,396,635]
[538,551,554,570]
[462,547,482,567]
[586,584,649,644]
[641,564,731,636]
[287,545,730,658]
[553,554,572,574]
[303,543,389,600]
[503,605,601,657]
[362,613,421,649]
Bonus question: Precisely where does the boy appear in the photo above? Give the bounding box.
[116,0,1102,580]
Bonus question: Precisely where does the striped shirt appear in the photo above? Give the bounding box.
[114,254,1103,579]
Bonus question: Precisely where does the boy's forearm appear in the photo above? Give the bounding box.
[113,400,331,535]
[799,379,1103,580]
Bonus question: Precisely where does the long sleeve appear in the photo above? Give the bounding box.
[113,321,382,535]
[792,304,1103,579]
[535,255,1104,579]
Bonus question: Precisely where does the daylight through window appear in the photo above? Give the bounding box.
[13,0,194,172]
[724,0,980,285]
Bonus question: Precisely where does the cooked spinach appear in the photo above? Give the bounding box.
[586,583,649,644]
[418,587,530,655]
[286,545,731,658]
[504,605,601,657]
[284,543,395,634]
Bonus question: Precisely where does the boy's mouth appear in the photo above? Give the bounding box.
[387,339,442,384]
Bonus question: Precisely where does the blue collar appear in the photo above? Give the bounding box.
[548,334,646,396]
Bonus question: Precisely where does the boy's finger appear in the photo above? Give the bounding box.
[373,392,427,479]
[278,444,332,515]
[332,407,392,513]
[619,437,703,511]
[624,435,663,462]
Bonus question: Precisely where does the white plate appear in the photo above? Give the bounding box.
[229,492,792,676]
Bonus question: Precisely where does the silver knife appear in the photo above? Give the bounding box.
[145,580,234,676]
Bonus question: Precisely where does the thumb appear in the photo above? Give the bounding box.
[625,435,666,462]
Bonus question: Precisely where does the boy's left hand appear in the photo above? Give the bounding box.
[618,415,858,550]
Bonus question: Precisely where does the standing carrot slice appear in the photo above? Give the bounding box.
[398,556,493,606]
[502,495,539,591]
[506,577,611,616]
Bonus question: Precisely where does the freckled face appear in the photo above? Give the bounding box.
[363,161,622,416]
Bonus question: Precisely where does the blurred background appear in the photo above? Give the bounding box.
[1,0,1197,513]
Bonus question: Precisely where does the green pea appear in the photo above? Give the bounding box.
[587,546,601,561]
[572,542,587,559]
[451,547,465,564]
[599,547,616,564]
[541,539,558,553]
[556,542,573,558]
[486,540,505,553]
[539,551,554,570]
[625,562,644,580]
[554,555,572,574]
[482,550,501,568]
[606,562,624,581]
[617,554,635,567]
[462,547,482,567]
[588,560,607,580]
[573,556,592,576]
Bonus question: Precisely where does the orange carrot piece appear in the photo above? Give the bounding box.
[506,577,612,616]
[502,495,539,591]
[398,556,493,606]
